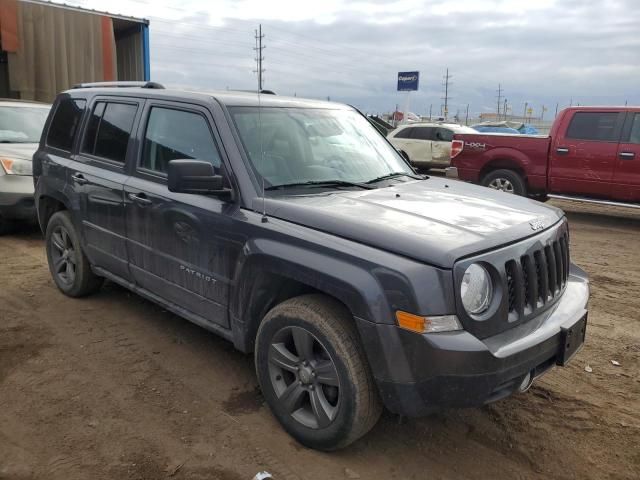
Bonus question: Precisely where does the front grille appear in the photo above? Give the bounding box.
[505,233,570,320]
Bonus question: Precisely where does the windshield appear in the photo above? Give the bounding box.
[0,106,50,143]
[230,107,414,189]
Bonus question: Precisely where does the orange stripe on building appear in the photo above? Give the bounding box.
[0,0,19,52]
[101,15,115,81]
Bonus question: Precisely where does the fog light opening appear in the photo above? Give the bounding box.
[518,371,534,393]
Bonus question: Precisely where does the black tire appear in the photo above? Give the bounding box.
[45,211,103,297]
[481,169,527,196]
[255,294,382,451]
[0,216,13,235]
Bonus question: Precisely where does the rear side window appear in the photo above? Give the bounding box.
[628,114,640,144]
[566,112,620,141]
[140,107,221,173]
[46,98,86,151]
[82,101,137,163]
[435,128,454,142]
[393,127,413,139]
[411,127,434,141]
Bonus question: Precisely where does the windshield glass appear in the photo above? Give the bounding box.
[0,106,50,143]
[230,107,414,189]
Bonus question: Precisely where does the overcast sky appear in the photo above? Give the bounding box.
[64,0,639,118]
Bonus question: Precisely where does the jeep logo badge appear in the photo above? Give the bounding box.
[529,220,545,231]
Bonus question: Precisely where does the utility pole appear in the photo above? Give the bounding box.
[253,24,265,91]
[555,102,559,117]
[429,104,432,121]
[523,102,528,122]
[442,68,452,120]
[496,83,503,119]
[503,98,508,120]
[465,104,469,125]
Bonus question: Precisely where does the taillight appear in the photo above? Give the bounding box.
[451,139,464,159]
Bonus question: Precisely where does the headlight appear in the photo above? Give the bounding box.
[460,263,493,315]
[0,158,33,176]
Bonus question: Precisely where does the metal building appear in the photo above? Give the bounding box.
[0,0,150,102]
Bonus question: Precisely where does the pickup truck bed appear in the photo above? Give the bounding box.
[451,133,551,194]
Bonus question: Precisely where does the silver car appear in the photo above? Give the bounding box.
[0,100,51,233]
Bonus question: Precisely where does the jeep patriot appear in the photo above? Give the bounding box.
[33,82,589,450]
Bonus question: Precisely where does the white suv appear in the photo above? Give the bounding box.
[387,123,476,170]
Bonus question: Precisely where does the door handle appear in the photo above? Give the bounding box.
[619,151,636,160]
[556,147,569,155]
[71,173,88,185]
[128,193,152,206]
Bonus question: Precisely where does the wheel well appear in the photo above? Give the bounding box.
[237,269,353,353]
[37,196,66,233]
[479,161,527,185]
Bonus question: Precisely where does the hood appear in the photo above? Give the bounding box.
[257,177,564,268]
[0,143,39,161]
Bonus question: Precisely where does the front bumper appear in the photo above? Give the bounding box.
[0,174,36,220]
[357,265,589,417]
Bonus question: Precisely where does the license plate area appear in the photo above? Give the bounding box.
[557,314,587,366]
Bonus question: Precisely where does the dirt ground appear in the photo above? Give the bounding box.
[0,199,638,480]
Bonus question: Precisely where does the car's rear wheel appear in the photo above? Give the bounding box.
[0,216,12,235]
[482,169,527,196]
[255,294,382,451]
[45,211,103,297]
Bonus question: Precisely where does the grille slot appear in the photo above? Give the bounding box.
[505,233,569,321]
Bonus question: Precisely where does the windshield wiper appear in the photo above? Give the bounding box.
[265,179,375,191]
[365,172,423,184]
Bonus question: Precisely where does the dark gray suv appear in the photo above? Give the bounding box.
[33,82,589,450]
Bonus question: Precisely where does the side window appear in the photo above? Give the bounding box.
[566,112,620,142]
[627,114,640,144]
[46,98,86,151]
[411,127,434,141]
[393,127,413,139]
[435,128,454,142]
[140,107,221,174]
[82,101,137,163]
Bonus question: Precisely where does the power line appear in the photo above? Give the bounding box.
[254,24,266,90]
[442,68,452,119]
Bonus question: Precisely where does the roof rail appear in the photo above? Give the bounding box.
[229,89,276,95]
[71,81,165,89]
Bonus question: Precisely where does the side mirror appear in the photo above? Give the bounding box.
[167,160,231,198]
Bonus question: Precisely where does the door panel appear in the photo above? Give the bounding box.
[549,110,624,198]
[124,176,237,327]
[612,112,640,202]
[72,98,141,281]
[406,127,433,164]
[67,159,130,279]
[124,101,242,328]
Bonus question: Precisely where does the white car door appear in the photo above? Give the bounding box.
[406,126,433,164]
[431,127,454,166]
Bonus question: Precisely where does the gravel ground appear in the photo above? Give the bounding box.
[0,199,638,480]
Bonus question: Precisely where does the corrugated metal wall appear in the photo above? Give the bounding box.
[116,28,144,81]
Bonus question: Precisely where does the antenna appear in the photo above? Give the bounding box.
[258,86,267,223]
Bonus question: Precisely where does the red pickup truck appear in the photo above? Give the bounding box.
[447,107,640,204]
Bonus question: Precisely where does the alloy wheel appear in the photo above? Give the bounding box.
[488,177,515,193]
[267,326,340,429]
[50,226,77,285]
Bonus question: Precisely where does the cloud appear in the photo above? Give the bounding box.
[62,0,640,115]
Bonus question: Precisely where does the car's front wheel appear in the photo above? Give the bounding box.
[45,211,103,297]
[255,294,382,451]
